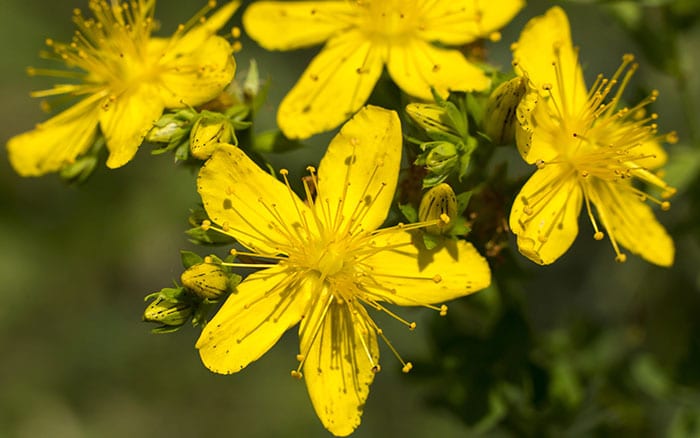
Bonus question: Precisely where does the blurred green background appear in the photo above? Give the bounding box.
[1,0,700,437]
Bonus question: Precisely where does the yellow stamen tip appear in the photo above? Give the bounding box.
[402,362,413,373]
[439,304,448,316]
[229,248,237,257]
[201,219,211,230]
[371,365,381,374]
[296,354,304,362]
[594,231,604,241]
[408,322,417,331]
[231,26,241,38]
[615,254,627,263]
[432,274,442,283]
[279,168,289,176]
[661,201,671,211]
[439,213,450,225]
[290,370,303,379]
[204,256,214,264]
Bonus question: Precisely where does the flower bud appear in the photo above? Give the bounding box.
[416,141,459,185]
[146,110,196,143]
[189,114,234,160]
[181,262,231,300]
[483,77,527,145]
[419,183,458,235]
[143,295,193,327]
[406,103,455,136]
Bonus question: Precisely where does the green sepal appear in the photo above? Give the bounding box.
[180,250,204,269]
[186,207,235,246]
[398,203,418,223]
[59,136,105,184]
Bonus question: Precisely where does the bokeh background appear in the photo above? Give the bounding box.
[1,0,699,437]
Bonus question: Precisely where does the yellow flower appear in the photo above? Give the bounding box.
[7,0,239,176]
[243,0,524,139]
[509,7,677,266]
[196,106,491,436]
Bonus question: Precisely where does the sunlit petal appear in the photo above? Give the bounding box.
[197,266,310,374]
[360,231,491,305]
[197,144,312,255]
[277,31,384,139]
[316,106,401,234]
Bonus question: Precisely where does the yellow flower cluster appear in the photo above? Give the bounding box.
[7,0,239,176]
[8,1,680,436]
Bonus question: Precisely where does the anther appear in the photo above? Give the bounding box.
[201,219,211,231]
[439,305,448,316]
[439,213,450,225]
[229,248,237,257]
[408,322,416,331]
[371,365,381,373]
[296,354,304,362]
[204,256,214,263]
[615,253,627,263]
[279,168,289,176]
[432,274,442,283]
[290,370,303,379]
[661,201,671,211]
[594,231,604,240]
[402,362,413,373]
[542,83,553,91]
[231,26,241,38]
[535,159,545,169]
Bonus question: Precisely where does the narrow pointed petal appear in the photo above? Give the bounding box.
[509,165,583,265]
[417,0,524,45]
[100,86,164,168]
[512,6,586,110]
[197,266,309,374]
[277,31,384,139]
[156,36,236,108]
[316,106,401,234]
[593,183,674,267]
[6,95,100,176]
[173,1,240,52]
[360,231,491,305]
[386,39,489,100]
[243,1,356,50]
[197,144,311,255]
[300,294,378,437]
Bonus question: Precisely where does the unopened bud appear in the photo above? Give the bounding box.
[180,261,231,300]
[190,114,234,160]
[419,183,458,235]
[143,295,193,327]
[483,77,527,145]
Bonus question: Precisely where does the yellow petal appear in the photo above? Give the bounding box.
[316,106,401,233]
[418,0,524,45]
[171,1,240,53]
[360,231,491,305]
[509,164,583,265]
[6,95,100,176]
[277,31,384,139]
[591,182,674,267]
[197,266,309,374]
[243,1,355,50]
[300,292,378,437]
[512,6,586,112]
[100,85,164,168]
[156,36,236,108]
[197,144,311,255]
[516,93,569,164]
[386,38,489,100]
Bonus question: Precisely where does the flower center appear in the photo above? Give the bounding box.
[316,241,347,277]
